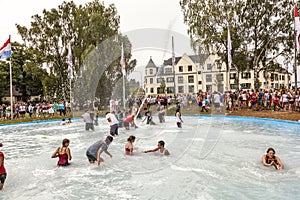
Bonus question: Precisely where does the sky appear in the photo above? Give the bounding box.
[1,0,195,83]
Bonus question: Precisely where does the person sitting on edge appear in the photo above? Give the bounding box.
[0,143,7,190]
[262,147,284,170]
[51,138,72,166]
[86,136,113,166]
[125,135,136,155]
[143,140,170,155]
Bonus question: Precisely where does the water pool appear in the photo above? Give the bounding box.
[0,116,299,200]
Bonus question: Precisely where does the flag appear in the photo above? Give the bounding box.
[227,26,232,67]
[295,5,300,52]
[0,37,12,60]
[67,43,73,78]
[120,43,126,76]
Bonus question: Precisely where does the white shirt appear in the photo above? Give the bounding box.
[106,113,119,125]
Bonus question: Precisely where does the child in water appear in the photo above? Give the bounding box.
[51,139,72,166]
[125,135,136,155]
[175,108,183,128]
[0,143,6,190]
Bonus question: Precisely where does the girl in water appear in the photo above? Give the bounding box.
[125,135,136,155]
[262,147,284,170]
[143,140,170,155]
[51,139,72,166]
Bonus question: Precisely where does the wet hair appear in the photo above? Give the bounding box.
[105,136,114,144]
[158,140,165,147]
[0,143,2,147]
[62,118,65,121]
[105,112,110,115]
[267,147,275,154]
[127,135,136,142]
[62,138,70,147]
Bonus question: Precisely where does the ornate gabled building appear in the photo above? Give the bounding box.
[144,54,291,95]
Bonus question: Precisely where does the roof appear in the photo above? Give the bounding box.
[145,57,157,68]
[163,56,181,66]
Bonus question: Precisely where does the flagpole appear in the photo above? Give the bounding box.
[8,35,13,120]
[172,36,176,96]
[295,9,298,89]
[9,58,13,120]
[123,75,126,109]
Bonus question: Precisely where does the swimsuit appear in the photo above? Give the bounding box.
[57,153,69,166]
[125,147,132,155]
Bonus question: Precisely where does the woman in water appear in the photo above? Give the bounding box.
[51,138,72,166]
[262,147,284,170]
[143,140,170,155]
[125,135,136,155]
[0,143,6,190]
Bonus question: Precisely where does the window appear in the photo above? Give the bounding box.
[275,83,279,88]
[188,85,194,93]
[165,68,172,73]
[282,75,285,80]
[217,63,222,70]
[216,74,224,81]
[157,78,164,83]
[188,76,194,83]
[167,87,174,94]
[157,87,161,94]
[207,64,212,70]
[240,83,251,89]
[178,76,183,84]
[198,81,202,85]
[230,84,238,90]
[241,72,251,79]
[150,88,154,93]
[274,74,278,81]
[179,66,183,72]
[178,86,184,93]
[230,73,236,79]
[167,77,174,82]
[145,79,147,84]
[198,71,201,74]
[206,74,212,82]
[188,65,193,71]
[146,88,148,93]
[150,69,153,75]
[150,78,153,84]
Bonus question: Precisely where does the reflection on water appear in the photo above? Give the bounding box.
[0,116,300,200]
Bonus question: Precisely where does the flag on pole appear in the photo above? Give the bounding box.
[0,37,12,60]
[67,43,73,78]
[120,43,126,76]
[227,26,232,66]
[295,5,300,52]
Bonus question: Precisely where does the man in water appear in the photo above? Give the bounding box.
[82,110,94,131]
[86,136,113,166]
[0,143,6,190]
[262,147,284,170]
[105,111,119,136]
[143,140,170,155]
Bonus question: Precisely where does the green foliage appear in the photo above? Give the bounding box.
[180,0,294,89]
[16,0,136,104]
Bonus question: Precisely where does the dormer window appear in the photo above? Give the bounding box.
[150,69,153,75]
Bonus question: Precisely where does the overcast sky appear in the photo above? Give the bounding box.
[0,0,193,63]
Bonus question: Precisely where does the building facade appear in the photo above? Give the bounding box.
[144,54,291,95]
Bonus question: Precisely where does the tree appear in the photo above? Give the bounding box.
[16,0,136,104]
[180,0,294,90]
